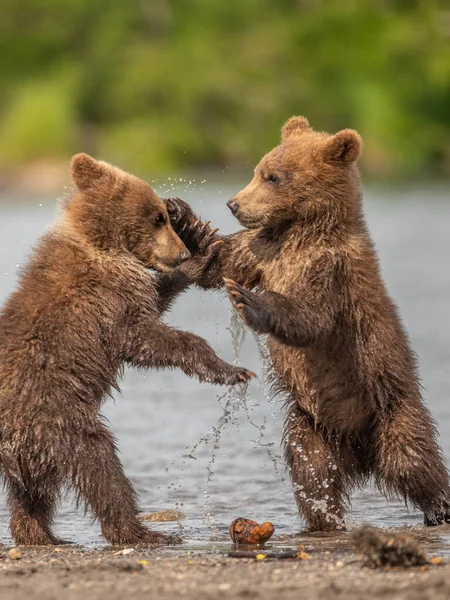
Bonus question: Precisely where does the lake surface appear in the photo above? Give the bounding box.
[0,181,450,550]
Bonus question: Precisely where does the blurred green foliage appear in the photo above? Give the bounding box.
[0,0,449,177]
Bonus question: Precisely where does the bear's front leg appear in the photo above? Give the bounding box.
[125,320,255,386]
[224,279,317,347]
[224,278,272,335]
[224,279,336,348]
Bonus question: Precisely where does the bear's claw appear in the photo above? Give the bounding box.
[224,278,271,334]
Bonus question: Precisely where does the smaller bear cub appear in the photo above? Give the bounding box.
[0,154,254,546]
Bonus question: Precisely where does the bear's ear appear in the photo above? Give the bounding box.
[71,153,108,190]
[281,116,311,141]
[322,129,362,164]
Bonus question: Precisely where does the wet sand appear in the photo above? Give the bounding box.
[2,531,450,600]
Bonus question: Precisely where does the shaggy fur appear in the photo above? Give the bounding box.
[0,154,253,546]
[166,116,450,530]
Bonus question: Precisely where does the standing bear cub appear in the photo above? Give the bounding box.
[0,154,253,546]
[167,116,450,530]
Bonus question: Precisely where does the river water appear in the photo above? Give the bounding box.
[0,181,449,550]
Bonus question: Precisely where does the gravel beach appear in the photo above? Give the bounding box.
[2,530,450,600]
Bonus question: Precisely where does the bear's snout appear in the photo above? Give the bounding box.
[227,199,239,215]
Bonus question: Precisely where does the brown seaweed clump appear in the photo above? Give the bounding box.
[352,525,430,568]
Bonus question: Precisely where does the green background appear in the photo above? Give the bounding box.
[1,0,449,178]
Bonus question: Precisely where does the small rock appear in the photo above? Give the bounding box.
[139,509,186,522]
[8,548,22,560]
[114,547,135,556]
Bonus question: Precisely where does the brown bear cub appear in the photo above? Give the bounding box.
[0,154,254,546]
[167,116,450,530]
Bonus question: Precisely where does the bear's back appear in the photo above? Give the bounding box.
[0,228,158,410]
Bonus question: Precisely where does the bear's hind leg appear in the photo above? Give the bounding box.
[374,402,450,526]
[70,422,180,545]
[284,408,351,532]
[7,477,61,545]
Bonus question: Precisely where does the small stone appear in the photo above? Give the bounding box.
[114,547,135,556]
[336,561,345,568]
[8,548,22,560]
[139,509,186,522]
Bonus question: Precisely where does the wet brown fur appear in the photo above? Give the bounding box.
[0,154,252,546]
[167,116,450,531]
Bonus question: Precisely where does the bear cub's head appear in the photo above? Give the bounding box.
[228,116,363,229]
[68,153,190,272]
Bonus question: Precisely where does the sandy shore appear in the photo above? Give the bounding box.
[1,531,450,600]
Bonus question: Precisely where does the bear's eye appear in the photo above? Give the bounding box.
[268,174,279,184]
[154,212,166,225]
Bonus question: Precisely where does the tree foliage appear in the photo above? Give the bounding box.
[0,0,449,177]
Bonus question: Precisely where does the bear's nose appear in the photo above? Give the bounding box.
[178,249,191,264]
[227,199,239,215]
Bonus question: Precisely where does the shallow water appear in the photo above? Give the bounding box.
[0,182,450,550]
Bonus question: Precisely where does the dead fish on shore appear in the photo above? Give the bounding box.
[352,525,442,568]
[139,509,186,522]
[229,518,275,546]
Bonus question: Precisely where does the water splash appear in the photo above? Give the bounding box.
[153,177,207,195]
[228,309,246,360]
[165,307,284,536]
[230,313,286,481]
[167,308,253,533]
[166,383,250,535]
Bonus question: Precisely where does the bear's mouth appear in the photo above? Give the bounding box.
[144,254,176,273]
[153,262,175,273]
[236,214,267,229]
[152,257,177,273]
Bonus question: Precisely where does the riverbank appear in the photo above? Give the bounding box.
[1,529,450,600]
